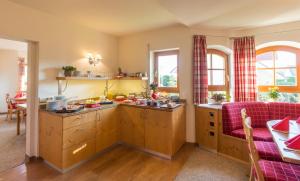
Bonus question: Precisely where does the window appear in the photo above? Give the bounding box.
[207,49,229,96]
[154,50,179,92]
[256,46,300,102]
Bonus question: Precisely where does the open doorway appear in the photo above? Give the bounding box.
[0,38,28,172]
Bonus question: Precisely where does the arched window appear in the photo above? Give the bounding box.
[207,49,229,97]
[256,46,300,102]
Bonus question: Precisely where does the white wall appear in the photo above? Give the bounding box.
[0,0,119,100]
[235,21,300,48]
[118,25,231,142]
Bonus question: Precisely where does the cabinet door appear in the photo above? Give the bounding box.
[145,109,172,155]
[195,107,218,150]
[120,106,145,148]
[96,107,119,152]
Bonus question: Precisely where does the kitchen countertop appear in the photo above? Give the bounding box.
[196,104,222,110]
[40,103,118,117]
[40,102,184,117]
[119,102,184,112]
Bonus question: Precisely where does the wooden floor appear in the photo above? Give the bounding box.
[0,143,195,181]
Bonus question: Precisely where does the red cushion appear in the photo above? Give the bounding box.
[231,128,273,142]
[222,102,269,135]
[8,103,17,109]
[269,102,300,120]
[258,160,300,181]
[254,141,282,161]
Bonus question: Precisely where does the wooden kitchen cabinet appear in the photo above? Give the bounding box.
[40,103,186,172]
[144,105,186,158]
[195,106,220,151]
[96,107,120,152]
[120,106,145,148]
[39,111,97,171]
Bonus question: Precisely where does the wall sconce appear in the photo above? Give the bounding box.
[86,53,103,66]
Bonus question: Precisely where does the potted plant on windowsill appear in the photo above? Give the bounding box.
[210,93,226,105]
[62,66,77,77]
[268,87,280,102]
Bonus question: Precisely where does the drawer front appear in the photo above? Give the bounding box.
[63,112,97,130]
[63,122,96,149]
[63,115,83,130]
[62,139,95,168]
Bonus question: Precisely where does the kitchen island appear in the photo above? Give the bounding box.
[39,102,186,172]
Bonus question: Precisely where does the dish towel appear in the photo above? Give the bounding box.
[272,116,290,133]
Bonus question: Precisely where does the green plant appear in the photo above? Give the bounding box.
[62,66,76,72]
[149,82,158,92]
[211,93,225,102]
[268,87,280,100]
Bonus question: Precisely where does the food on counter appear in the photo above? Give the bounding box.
[84,99,101,108]
[85,99,97,104]
[85,103,101,108]
[123,99,133,104]
[115,95,126,101]
[55,104,83,113]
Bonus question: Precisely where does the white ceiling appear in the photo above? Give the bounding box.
[7,0,300,35]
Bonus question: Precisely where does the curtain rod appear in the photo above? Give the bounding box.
[203,27,300,39]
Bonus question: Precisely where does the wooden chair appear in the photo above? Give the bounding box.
[241,109,263,180]
[241,109,300,181]
[5,93,17,121]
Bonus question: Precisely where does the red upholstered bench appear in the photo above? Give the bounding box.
[222,102,300,142]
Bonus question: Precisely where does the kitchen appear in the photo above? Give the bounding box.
[39,51,186,173]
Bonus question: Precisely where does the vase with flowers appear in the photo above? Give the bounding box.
[149,82,159,100]
[268,87,280,102]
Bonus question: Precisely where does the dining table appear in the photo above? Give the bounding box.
[267,120,300,164]
[16,103,27,135]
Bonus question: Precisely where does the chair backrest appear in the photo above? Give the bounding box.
[241,108,264,181]
[5,93,14,109]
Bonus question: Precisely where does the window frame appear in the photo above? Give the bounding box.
[154,50,179,93]
[256,46,300,93]
[207,49,230,94]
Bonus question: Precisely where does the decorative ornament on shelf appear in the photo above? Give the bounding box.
[210,93,226,105]
[268,87,280,102]
[62,66,77,77]
[86,53,102,66]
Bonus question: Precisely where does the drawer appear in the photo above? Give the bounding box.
[63,122,96,149]
[62,139,95,168]
[63,112,97,130]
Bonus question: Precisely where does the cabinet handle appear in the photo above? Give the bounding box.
[209,112,214,117]
[209,131,215,136]
[209,122,215,127]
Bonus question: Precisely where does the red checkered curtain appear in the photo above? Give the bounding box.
[193,35,208,104]
[233,36,257,102]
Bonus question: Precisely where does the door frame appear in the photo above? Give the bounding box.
[0,36,40,158]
